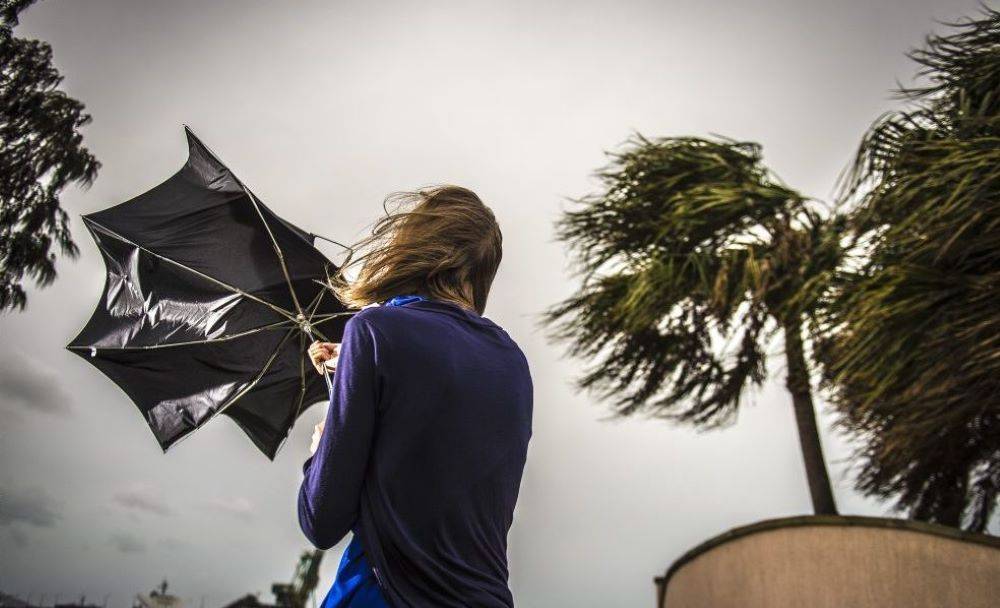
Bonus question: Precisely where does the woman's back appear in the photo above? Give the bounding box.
[300,297,533,607]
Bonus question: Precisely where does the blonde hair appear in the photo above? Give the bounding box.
[331,185,502,315]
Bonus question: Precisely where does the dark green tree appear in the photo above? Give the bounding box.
[545,134,843,515]
[814,7,1000,532]
[1,0,99,311]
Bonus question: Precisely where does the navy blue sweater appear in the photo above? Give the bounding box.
[298,299,533,607]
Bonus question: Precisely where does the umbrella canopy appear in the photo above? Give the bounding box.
[68,127,353,459]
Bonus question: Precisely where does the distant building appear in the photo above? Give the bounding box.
[1,550,323,608]
[219,595,272,608]
[0,593,102,608]
[0,593,38,608]
[134,581,182,608]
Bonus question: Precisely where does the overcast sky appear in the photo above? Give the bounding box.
[0,1,986,606]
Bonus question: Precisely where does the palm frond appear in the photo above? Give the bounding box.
[819,5,1000,532]
[545,133,838,425]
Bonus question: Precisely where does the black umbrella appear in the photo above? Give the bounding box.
[68,127,353,459]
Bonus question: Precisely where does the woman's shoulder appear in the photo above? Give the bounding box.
[345,305,385,330]
[346,303,411,335]
[347,299,517,346]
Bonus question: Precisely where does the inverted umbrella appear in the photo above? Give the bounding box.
[67,127,353,459]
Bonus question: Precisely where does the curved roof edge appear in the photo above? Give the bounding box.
[654,514,1000,591]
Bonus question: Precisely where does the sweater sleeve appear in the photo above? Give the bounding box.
[297,315,380,550]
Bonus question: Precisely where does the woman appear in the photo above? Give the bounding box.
[298,185,533,607]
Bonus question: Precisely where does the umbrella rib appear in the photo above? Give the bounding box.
[310,231,355,255]
[309,312,356,322]
[300,286,330,343]
[304,282,335,328]
[242,185,306,320]
[85,219,296,321]
[303,284,361,337]
[214,326,299,419]
[306,269,361,334]
[66,320,295,352]
[304,285,326,321]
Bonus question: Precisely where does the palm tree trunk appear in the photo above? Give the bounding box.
[782,318,838,515]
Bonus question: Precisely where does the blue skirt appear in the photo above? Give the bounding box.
[320,532,390,608]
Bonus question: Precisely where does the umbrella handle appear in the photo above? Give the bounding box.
[305,329,335,393]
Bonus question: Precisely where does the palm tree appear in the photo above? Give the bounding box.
[545,133,843,514]
[813,7,1000,532]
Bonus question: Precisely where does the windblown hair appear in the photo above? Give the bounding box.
[331,185,503,315]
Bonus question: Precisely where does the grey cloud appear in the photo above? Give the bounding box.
[0,484,60,528]
[158,537,188,550]
[0,353,71,416]
[203,497,255,521]
[112,484,172,517]
[108,531,146,554]
[8,526,29,547]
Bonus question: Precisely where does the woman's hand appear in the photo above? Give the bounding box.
[308,341,340,375]
[310,420,325,455]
